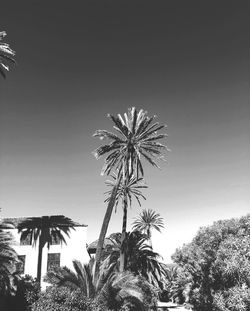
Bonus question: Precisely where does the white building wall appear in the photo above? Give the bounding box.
[10,226,89,290]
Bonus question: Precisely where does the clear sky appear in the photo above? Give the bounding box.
[0,1,249,262]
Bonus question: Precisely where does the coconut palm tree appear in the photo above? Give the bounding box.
[132,209,164,247]
[105,173,147,271]
[0,31,15,78]
[18,215,75,286]
[0,220,18,296]
[93,107,168,279]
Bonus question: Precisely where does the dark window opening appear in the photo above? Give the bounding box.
[16,255,25,274]
[47,253,60,271]
[51,235,60,245]
[20,233,32,246]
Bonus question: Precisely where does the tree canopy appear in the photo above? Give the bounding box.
[171,214,250,311]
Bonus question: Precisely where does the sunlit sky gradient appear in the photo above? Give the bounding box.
[1,1,249,262]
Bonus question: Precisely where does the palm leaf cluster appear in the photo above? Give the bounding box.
[133,209,164,240]
[18,215,75,249]
[0,31,15,78]
[18,215,76,285]
[101,231,167,288]
[104,173,147,212]
[0,221,18,295]
[93,107,168,177]
[45,258,114,299]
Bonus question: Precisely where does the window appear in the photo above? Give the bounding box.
[16,255,25,274]
[47,253,60,271]
[51,235,60,245]
[20,233,32,245]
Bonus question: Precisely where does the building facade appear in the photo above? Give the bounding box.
[3,216,90,289]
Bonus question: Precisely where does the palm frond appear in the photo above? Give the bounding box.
[0,31,15,78]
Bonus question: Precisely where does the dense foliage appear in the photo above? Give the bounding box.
[32,287,108,311]
[4,275,40,311]
[0,219,18,297]
[101,231,166,288]
[171,214,250,311]
[45,258,158,311]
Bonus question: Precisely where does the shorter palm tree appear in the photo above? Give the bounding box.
[0,31,15,78]
[132,209,164,247]
[18,215,75,286]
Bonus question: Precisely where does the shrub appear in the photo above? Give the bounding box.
[3,275,40,311]
[213,285,250,311]
[171,214,250,311]
[31,287,109,311]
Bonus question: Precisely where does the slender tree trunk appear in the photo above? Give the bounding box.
[119,196,128,272]
[94,174,122,283]
[37,236,43,286]
[147,228,152,248]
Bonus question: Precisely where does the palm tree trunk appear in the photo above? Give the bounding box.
[37,236,43,286]
[147,228,152,248]
[94,174,122,283]
[119,196,128,272]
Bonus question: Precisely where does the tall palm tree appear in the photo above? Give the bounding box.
[0,220,18,296]
[18,215,75,286]
[0,31,15,78]
[132,209,164,247]
[105,173,147,271]
[93,107,168,280]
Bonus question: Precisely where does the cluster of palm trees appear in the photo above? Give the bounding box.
[44,228,165,310]
[93,107,168,279]
[1,51,170,309]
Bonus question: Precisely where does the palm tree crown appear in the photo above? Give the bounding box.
[93,107,168,178]
[18,215,75,249]
[132,209,164,243]
[105,173,147,211]
[0,31,15,78]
